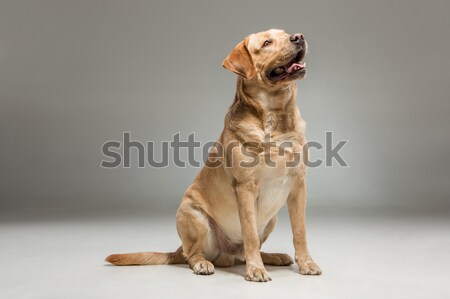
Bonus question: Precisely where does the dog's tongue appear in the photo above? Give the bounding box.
[285,62,305,73]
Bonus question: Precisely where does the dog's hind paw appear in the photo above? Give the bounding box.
[192,260,215,275]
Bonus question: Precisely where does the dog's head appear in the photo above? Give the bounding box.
[223,29,307,87]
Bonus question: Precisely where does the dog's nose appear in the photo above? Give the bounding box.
[290,33,305,44]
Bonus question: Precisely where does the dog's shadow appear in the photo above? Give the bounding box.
[170,263,297,277]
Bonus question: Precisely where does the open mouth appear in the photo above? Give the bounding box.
[267,50,306,82]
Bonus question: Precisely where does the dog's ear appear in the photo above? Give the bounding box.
[222,37,256,79]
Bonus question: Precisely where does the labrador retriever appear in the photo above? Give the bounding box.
[106,29,321,282]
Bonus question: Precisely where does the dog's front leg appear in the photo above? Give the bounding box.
[287,176,322,275]
[235,181,271,282]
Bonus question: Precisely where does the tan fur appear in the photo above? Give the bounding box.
[106,246,184,265]
[106,29,321,282]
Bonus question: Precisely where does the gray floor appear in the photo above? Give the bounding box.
[1,207,449,299]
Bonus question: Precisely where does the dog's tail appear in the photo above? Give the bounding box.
[105,246,185,266]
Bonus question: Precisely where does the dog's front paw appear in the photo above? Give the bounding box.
[296,256,322,275]
[245,265,271,282]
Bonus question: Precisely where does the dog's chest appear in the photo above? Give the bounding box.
[256,174,295,226]
[263,110,292,134]
[254,116,304,228]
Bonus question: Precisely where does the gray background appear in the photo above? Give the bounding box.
[1,0,450,213]
[1,1,450,298]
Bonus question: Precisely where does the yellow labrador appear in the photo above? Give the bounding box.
[106,29,321,282]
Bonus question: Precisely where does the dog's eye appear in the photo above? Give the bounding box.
[262,40,272,48]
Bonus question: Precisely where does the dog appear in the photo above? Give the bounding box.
[106,29,321,282]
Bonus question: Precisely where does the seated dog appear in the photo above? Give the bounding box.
[106,29,321,282]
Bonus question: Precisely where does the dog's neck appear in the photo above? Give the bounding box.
[237,77,297,111]
[225,77,302,142]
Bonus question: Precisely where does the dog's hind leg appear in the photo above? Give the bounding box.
[259,215,294,266]
[176,198,218,275]
[213,252,235,267]
[261,252,294,266]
